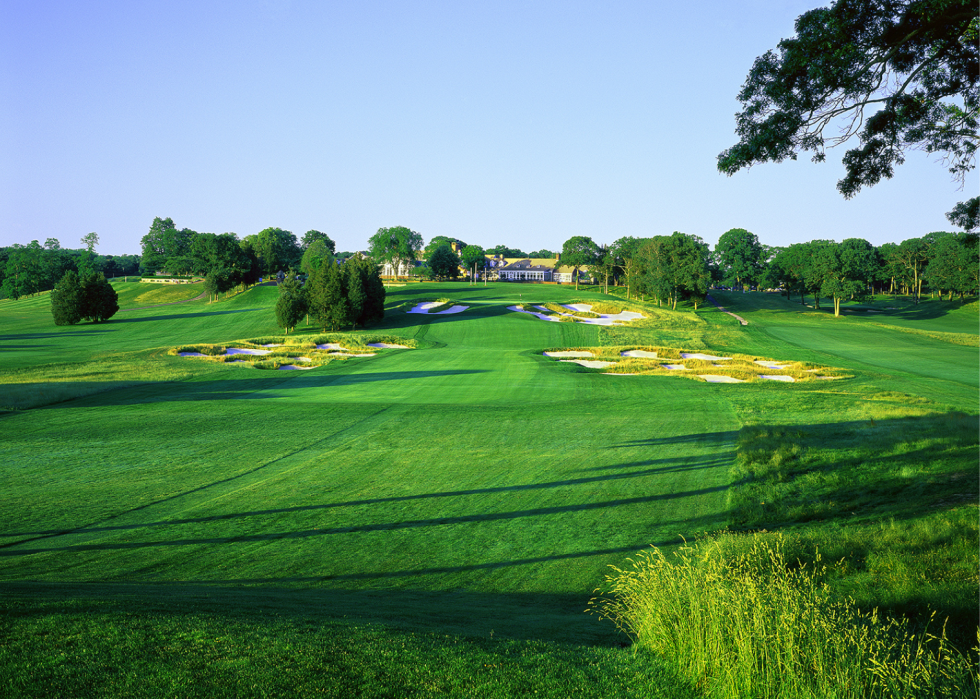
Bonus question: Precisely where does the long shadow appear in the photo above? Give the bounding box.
[109,308,263,324]
[3,454,731,538]
[607,431,738,448]
[0,330,116,340]
[0,484,728,558]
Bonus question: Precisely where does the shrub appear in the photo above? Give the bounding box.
[589,533,977,698]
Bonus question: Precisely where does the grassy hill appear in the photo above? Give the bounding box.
[0,283,976,697]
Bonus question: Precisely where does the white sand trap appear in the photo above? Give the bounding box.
[621,350,658,358]
[545,350,594,358]
[515,304,643,326]
[760,374,795,382]
[699,374,745,383]
[368,342,410,349]
[408,302,470,314]
[278,364,315,370]
[661,364,688,370]
[682,353,732,361]
[754,360,791,369]
[296,356,312,362]
[436,305,468,314]
[261,344,282,347]
[560,359,616,369]
[224,347,271,356]
[316,343,346,350]
[329,352,376,357]
[179,352,207,357]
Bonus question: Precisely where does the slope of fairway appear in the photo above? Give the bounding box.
[1,282,976,696]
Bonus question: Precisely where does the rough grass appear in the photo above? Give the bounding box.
[590,533,978,699]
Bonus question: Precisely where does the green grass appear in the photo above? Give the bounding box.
[0,282,976,697]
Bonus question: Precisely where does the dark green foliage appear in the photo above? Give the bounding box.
[368,226,424,278]
[718,0,978,212]
[426,245,461,280]
[204,268,235,302]
[487,245,527,257]
[636,233,712,309]
[50,270,83,325]
[245,227,301,275]
[301,230,336,254]
[560,236,601,290]
[715,228,764,291]
[306,256,385,330]
[79,271,119,323]
[274,272,307,334]
[300,239,335,275]
[946,197,979,232]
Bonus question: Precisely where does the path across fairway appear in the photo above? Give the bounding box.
[117,289,208,312]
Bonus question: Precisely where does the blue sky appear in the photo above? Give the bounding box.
[1,0,975,255]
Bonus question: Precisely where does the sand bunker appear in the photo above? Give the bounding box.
[754,360,791,370]
[661,364,688,370]
[699,374,745,383]
[179,352,207,357]
[510,304,644,326]
[760,374,795,382]
[621,350,658,358]
[682,353,732,361]
[545,350,594,358]
[316,343,346,350]
[278,364,315,371]
[224,348,271,356]
[560,359,616,369]
[408,302,469,314]
[261,344,282,347]
[368,343,410,349]
[328,352,376,357]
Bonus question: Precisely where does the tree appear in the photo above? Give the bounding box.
[204,267,236,302]
[817,238,878,316]
[307,263,348,331]
[718,0,978,214]
[459,245,487,283]
[79,270,119,322]
[140,217,194,274]
[423,236,466,257]
[300,239,335,274]
[610,237,645,300]
[247,228,301,275]
[301,230,336,254]
[923,233,976,299]
[426,245,461,280]
[589,245,618,295]
[488,245,527,258]
[637,233,711,310]
[275,272,307,334]
[946,197,979,231]
[528,249,556,258]
[51,270,83,325]
[368,226,424,280]
[561,236,600,290]
[81,232,99,253]
[715,228,763,291]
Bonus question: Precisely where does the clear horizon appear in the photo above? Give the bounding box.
[2,0,975,256]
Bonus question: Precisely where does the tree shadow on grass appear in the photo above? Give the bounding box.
[109,308,263,324]
[2,453,731,540]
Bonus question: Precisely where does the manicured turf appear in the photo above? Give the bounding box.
[0,282,976,697]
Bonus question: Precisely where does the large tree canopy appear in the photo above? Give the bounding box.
[718,0,978,206]
[368,226,424,278]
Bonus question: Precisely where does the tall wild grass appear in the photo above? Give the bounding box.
[590,533,978,699]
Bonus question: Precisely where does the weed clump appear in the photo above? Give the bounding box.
[590,533,978,698]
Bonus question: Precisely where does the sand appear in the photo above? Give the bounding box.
[544,350,594,358]
[699,374,745,383]
[511,304,644,326]
[316,343,346,350]
[224,348,271,356]
[621,350,658,358]
[760,374,795,382]
[661,364,687,370]
[278,364,315,370]
[560,359,616,369]
[368,342,410,349]
[754,360,791,370]
[178,352,207,357]
[409,302,469,314]
[681,353,732,361]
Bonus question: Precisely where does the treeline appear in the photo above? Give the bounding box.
[551,228,978,316]
[0,239,139,300]
[275,255,385,333]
